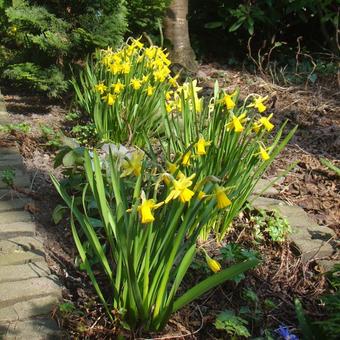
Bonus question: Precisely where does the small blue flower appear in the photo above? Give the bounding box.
[276,325,299,340]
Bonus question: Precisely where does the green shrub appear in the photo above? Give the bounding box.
[0,0,128,97]
[126,0,170,36]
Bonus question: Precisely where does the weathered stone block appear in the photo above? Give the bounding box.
[0,211,32,224]
[0,199,30,212]
[0,222,36,238]
[0,276,62,308]
[0,317,63,339]
[0,236,45,266]
[0,295,59,322]
[0,262,50,283]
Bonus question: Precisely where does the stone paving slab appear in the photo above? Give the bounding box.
[293,239,335,262]
[0,276,62,308]
[0,262,51,283]
[0,174,30,189]
[0,222,36,238]
[0,153,23,161]
[0,198,31,212]
[0,236,45,266]
[0,296,59,323]
[0,317,63,339]
[0,146,19,155]
[253,178,280,196]
[0,159,25,171]
[0,210,32,224]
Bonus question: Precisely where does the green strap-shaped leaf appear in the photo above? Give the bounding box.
[173,259,259,312]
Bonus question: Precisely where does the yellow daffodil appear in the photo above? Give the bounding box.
[146,85,155,96]
[259,145,270,161]
[221,93,236,110]
[195,137,212,156]
[153,68,170,82]
[247,95,268,113]
[130,78,142,90]
[137,192,163,224]
[95,82,107,95]
[166,162,178,174]
[131,37,144,50]
[165,91,173,101]
[112,81,125,94]
[225,113,247,132]
[259,113,274,131]
[110,63,121,74]
[205,254,221,273]
[197,191,206,200]
[253,121,262,133]
[144,47,157,59]
[165,173,196,204]
[182,151,192,166]
[215,186,232,209]
[169,73,180,87]
[102,93,116,106]
[121,61,131,74]
[165,102,173,113]
[121,151,144,177]
[142,75,149,83]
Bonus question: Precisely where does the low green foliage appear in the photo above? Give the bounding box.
[1,168,15,187]
[0,122,30,134]
[250,209,291,243]
[320,158,340,176]
[215,309,251,338]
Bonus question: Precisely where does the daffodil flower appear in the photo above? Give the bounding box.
[130,78,142,90]
[112,81,125,94]
[109,63,121,75]
[258,144,270,161]
[137,192,163,224]
[252,121,262,133]
[247,95,268,113]
[102,93,116,106]
[121,62,131,74]
[165,102,173,113]
[166,162,178,174]
[95,82,107,95]
[182,151,192,166]
[215,186,232,209]
[205,253,221,273]
[225,113,247,132]
[259,113,274,131]
[221,93,236,110]
[195,137,212,155]
[120,150,144,177]
[146,85,155,96]
[165,173,196,204]
[197,191,206,200]
[169,73,180,87]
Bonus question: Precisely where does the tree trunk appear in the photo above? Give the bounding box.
[164,0,198,73]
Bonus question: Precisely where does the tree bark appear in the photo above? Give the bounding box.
[164,0,198,72]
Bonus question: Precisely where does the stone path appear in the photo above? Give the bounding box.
[0,94,63,339]
[252,179,338,269]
